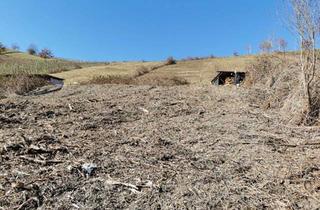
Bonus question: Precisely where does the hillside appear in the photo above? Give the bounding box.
[2,50,320,209]
[52,56,254,85]
[0,51,254,85]
[0,51,106,75]
[2,83,320,209]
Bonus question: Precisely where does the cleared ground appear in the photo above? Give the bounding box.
[1,84,320,209]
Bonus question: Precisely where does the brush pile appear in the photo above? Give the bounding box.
[246,54,320,124]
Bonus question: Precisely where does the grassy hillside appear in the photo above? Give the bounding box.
[53,61,162,85]
[139,56,254,85]
[0,51,106,75]
[0,51,255,85]
[53,56,254,85]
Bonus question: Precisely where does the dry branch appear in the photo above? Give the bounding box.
[19,156,64,165]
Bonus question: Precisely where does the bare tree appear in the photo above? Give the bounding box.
[278,38,288,54]
[246,45,252,55]
[285,0,320,120]
[259,40,273,54]
[39,48,54,59]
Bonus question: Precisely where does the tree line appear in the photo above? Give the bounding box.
[0,42,54,59]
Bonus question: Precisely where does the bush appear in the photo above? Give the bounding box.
[134,66,150,77]
[27,44,38,55]
[168,76,189,85]
[39,48,54,59]
[246,55,279,85]
[166,56,176,65]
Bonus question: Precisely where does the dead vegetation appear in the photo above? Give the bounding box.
[0,75,50,96]
[82,65,189,86]
[165,56,177,65]
[245,53,320,125]
[85,74,189,86]
[1,85,320,209]
[85,75,132,85]
[134,66,150,77]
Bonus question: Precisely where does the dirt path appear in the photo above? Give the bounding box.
[1,85,320,209]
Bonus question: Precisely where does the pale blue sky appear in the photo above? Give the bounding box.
[0,0,296,61]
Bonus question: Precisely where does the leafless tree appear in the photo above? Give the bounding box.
[246,45,252,55]
[39,48,54,59]
[259,40,273,54]
[285,0,320,120]
[278,38,288,53]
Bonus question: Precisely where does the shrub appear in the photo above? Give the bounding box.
[246,55,278,85]
[27,44,38,55]
[39,48,54,59]
[166,56,176,65]
[134,66,150,77]
[168,76,189,85]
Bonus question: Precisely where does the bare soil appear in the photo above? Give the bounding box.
[1,84,320,209]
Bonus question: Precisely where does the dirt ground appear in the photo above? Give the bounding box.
[1,84,320,209]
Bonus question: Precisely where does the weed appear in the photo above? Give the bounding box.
[166,57,176,65]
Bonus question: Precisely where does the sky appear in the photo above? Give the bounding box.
[0,0,296,61]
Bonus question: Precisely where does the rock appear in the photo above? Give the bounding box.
[81,163,97,176]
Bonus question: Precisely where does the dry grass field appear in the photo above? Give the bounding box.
[2,52,320,209]
[0,51,254,86]
[140,56,254,84]
[53,61,162,85]
[0,51,106,75]
[52,56,253,85]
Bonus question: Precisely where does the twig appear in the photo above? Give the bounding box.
[19,156,63,165]
[240,142,298,147]
[239,142,320,148]
[15,197,39,210]
[105,180,140,191]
